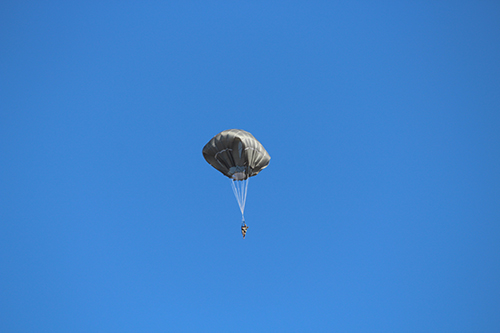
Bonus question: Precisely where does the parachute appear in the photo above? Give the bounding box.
[203,129,270,232]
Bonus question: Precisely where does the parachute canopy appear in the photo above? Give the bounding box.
[202,129,270,180]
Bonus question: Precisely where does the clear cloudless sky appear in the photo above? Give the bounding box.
[1,1,499,332]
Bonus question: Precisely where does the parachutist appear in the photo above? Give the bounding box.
[241,224,248,239]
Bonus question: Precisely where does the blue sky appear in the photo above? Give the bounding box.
[1,1,499,332]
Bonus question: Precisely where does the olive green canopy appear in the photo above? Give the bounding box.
[202,129,270,180]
